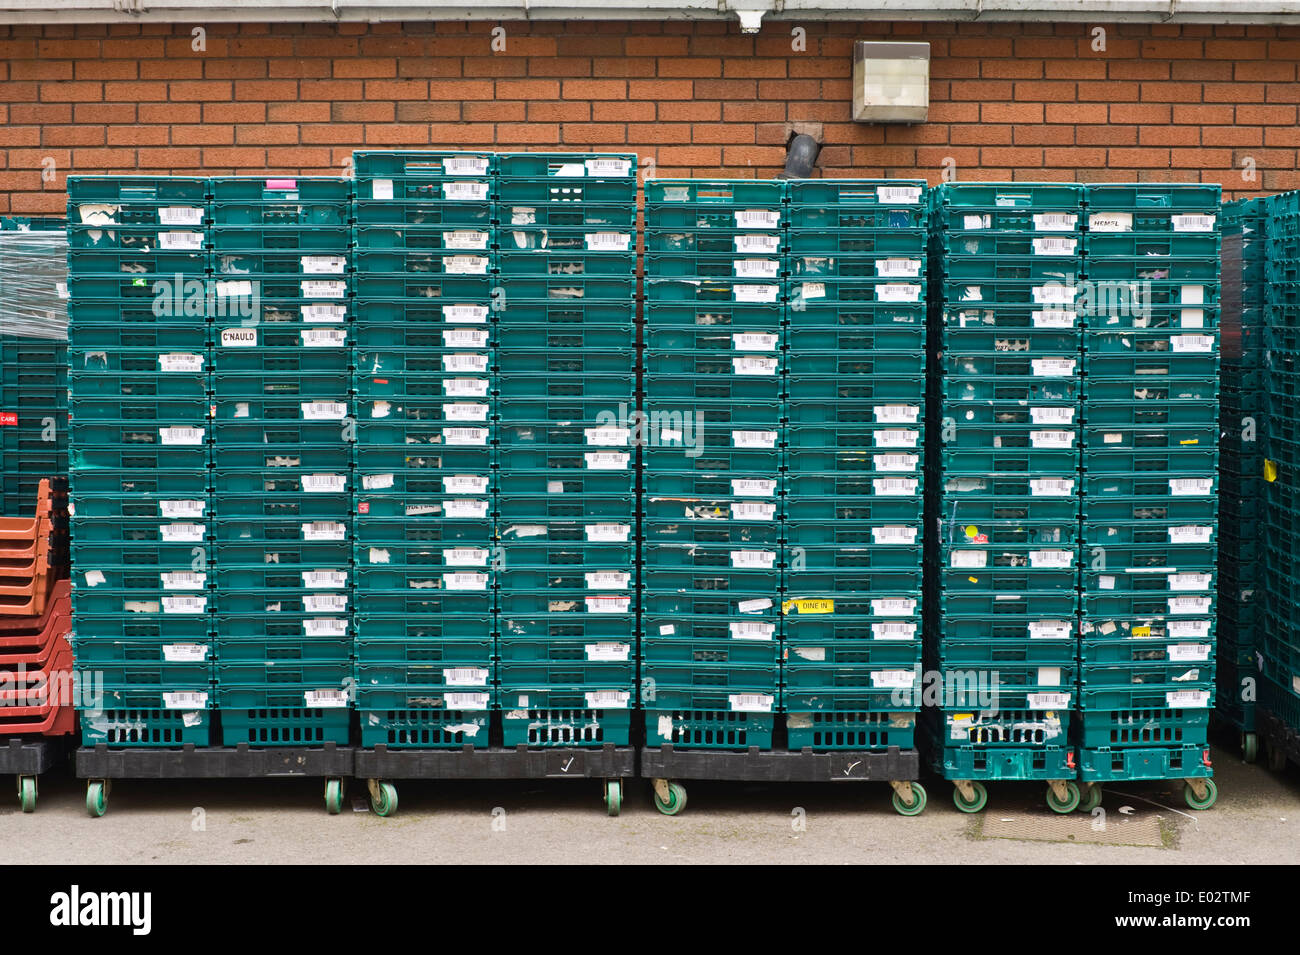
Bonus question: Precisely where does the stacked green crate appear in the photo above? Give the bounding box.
[1218,198,1266,760]
[783,180,926,751]
[1261,189,1300,766]
[642,179,785,749]
[351,151,497,747]
[496,153,637,746]
[929,183,1085,813]
[67,177,215,746]
[1079,183,1221,810]
[0,218,69,517]
[209,177,354,746]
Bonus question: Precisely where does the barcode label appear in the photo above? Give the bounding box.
[304,593,348,613]
[585,231,631,251]
[735,258,780,280]
[445,402,488,422]
[442,377,489,397]
[871,670,916,689]
[877,185,921,204]
[1166,690,1211,708]
[1031,478,1075,496]
[1168,596,1212,614]
[1032,236,1077,256]
[731,549,776,569]
[443,328,490,348]
[729,693,774,713]
[158,351,204,373]
[1089,212,1132,232]
[1033,213,1076,231]
[735,209,780,228]
[160,499,205,518]
[586,595,631,613]
[163,691,208,709]
[163,643,209,662]
[733,429,778,449]
[1032,309,1076,328]
[446,692,490,710]
[159,206,203,226]
[1172,214,1215,232]
[732,356,778,376]
[300,280,346,299]
[872,598,915,616]
[733,501,776,521]
[446,255,491,275]
[731,621,775,640]
[873,525,917,544]
[300,255,346,275]
[1170,478,1213,496]
[444,547,489,567]
[732,479,776,497]
[303,617,348,637]
[874,453,918,472]
[1030,429,1075,449]
[585,157,631,176]
[586,523,630,542]
[301,328,347,348]
[585,452,629,470]
[875,404,919,424]
[874,478,919,496]
[1169,572,1212,591]
[301,401,348,420]
[874,428,919,449]
[951,550,987,568]
[1031,406,1075,424]
[1169,643,1212,662]
[1032,283,1076,304]
[157,230,204,252]
[1171,334,1214,353]
[301,473,346,492]
[444,499,489,518]
[443,181,489,201]
[444,230,490,250]
[302,304,346,323]
[1169,619,1211,639]
[445,155,490,176]
[735,233,779,254]
[159,427,203,445]
[1031,358,1076,376]
[305,690,349,709]
[160,571,206,590]
[302,570,348,588]
[877,283,921,303]
[444,572,489,591]
[444,667,490,687]
[876,258,922,278]
[444,427,489,446]
[302,521,346,541]
[733,284,780,303]
[873,622,917,640]
[1028,692,1071,710]
[1030,549,1074,568]
[443,352,489,373]
[585,690,631,709]
[1168,525,1212,545]
[444,475,489,494]
[584,427,629,447]
[1029,621,1072,640]
[159,523,205,543]
[444,304,489,323]
[732,332,778,352]
[585,643,631,662]
[585,571,631,589]
[161,595,207,614]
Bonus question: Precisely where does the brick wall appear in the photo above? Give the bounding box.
[3,18,1298,214]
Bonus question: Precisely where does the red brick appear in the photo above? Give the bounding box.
[527,101,591,122]
[105,126,166,146]
[627,80,694,100]
[496,123,562,143]
[980,103,1043,124]
[204,103,266,124]
[592,58,656,78]
[393,103,459,123]
[594,101,655,122]
[1045,103,1106,124]
[39,80,103,102]
[428,80,494,100]
[267,102,332,123]
[1237,104,1298,125]
[561,80,627,100]
[172,125,236,146]
[951,124,1014,145]
[559,124,627,145]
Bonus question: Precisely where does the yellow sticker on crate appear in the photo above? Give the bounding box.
[968,576,979,584]
[783,598,834,615]
[1265,459,1278,483]
[1132,626,1152,637]
[1179,439,1198,445]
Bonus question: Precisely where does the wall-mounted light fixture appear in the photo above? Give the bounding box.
[852,41,930,123]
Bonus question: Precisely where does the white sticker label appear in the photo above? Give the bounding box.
[1169,643,1212,662]
[215,280,254,299]
[160,571,206,590]
[1172,214,1215,232]
[877,283,921,303]
[370,178,393,200]
[443,328,490,348]
[446,692,490,710]
[300,255,346,275]
[446,156,490,176]
[362,473,395,490]
[874,478,919,496]
[876,258,922,278]
[302,304,346,323]
[873,622,917,640]
[163,691,209,709]
[800,282,826,300]
[585,157,631,177]
[160,499,205,519]
[736,233,779,254]
[734,284,780,303]
[301,328,346,348]
[444,304,489,324]
[733,429,778,449]
[444,230,490,250]
[159,427,204,445]
[871,670,916,689]
[877,185,922,204]
[1032,236,1077,256]
[733,501,776,521]
[159,523,205,543]
[585,427,630,447]
[1031,406,1075,424]
[444,499,489,519]
[1171,334,1214,353]
[302,570,347,588]
[443,352,489,373]
[1169,572,1212,591]
[1089,211,1132,232]
[1169,619,1211,639]
[586,523,630,542]
[577,231,630,252]
[875,429,919,448]
[875,405,920,424]
[1028,692,1072,710]
[1030,429,1075,449]
[300,280,346,299]
[303,617,348,637]
[874,453,918,472]
[1038,667,1062,686]
[220,327,257,348]
[732,357,778,377]
[444,572,488,591]
[872,525,917,544]
[1180,309,1204,329]
[445,255,489,275]
[585,452,629,470]
[1181,285,1205,305]
[305,690,349,709]
[951,550,987,569]
[304,593,348,613]
[585,690,631,709]
[445,427,489,446]
[1029,549,1073,568]
[1031,358,1076,376]
[443,378,490,397]
[161,595,207,614]
[1168,596,1212,614]
[1031,478,1075,497]
[1029,621,1072,640]
[737,598,773,613]
[444,474,489,494]
[792,647,826,661]
[302,521,346,541]
[301,473,346,493]
[732,479,776,497]
[729,693,775,713]
[1033,213,1076,231]
[731,621,774,640]
[301,401,348,421]
[586,595,631,614]
[732,332,778,352]
[585,643,631,662]
[872,598,916,616]
[445,402,488,422]
[1170,478,1213,496]
[444,181,489,201]
[585,571,631,590]
[444,667,490,687]
[1033,309,1076,328]
[1166,690,1211,708]
[731,549,776,569]
[735,209,780,229]
[158,230,204,252]
[444,547,489,567]
[159,206,203,226]
[163,643,209,662]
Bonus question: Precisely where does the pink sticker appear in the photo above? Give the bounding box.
[266,178,297,189]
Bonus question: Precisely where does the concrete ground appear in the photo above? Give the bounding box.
[2,742,1296,864]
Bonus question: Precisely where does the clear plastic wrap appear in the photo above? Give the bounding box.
[0,227,68,342]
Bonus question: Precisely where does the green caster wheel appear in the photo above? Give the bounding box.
[86,781,106,818]
[605,780,622,817]
[370,782,398,817]
[325,778,345,815]
[1267,742,1287,772]
[1184,778,1218,810]
[1046,781,1081,814]
[952,781,987,814]
[652,780,687,816]
[1242,732,1259,764]
[892,782,927,816]
[18,776,36,814]
[1079,784,1103,813]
